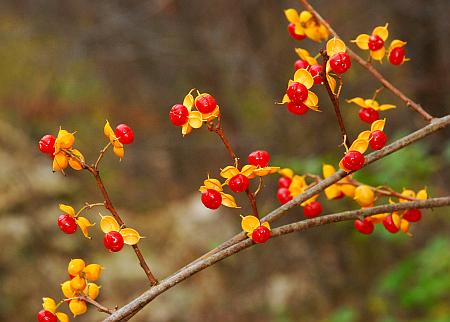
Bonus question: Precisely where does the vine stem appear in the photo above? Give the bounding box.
[320,50,350,147]
[103,196,450,321]
[85,166,159,286]
[207,121,260,218]
[75,295,116,315]
[298,0,434,122]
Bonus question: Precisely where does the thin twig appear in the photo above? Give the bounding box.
[298,0,434,122]
[75,202,106,217]
[95,142,112,169]
[336,179,418,201]
[76,295,115,314]
[320,50,350,147]
[372,87,384,100]
[207,121,260,218]
[103,197,450,321]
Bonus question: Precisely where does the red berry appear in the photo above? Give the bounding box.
[309,64,324,84]
[354,218,374,235]
[358,107,379,124]
[287,23,306,40]
[403,209,422,222]
[169,104,189,126]
[278,176,292,189]
[389,47,405,66]
[369,130,387,150]
[286,82,308,104]
[57,214,78,234]
[38,134,56,155]
[201,189,222,210]
[195,93,217,114]
[228,174,250,193]
[277,188,292,204]
[37,310,57,322]
[329,52,351,74]
[294,59,309,70]
[368,34,384,51]
[103,231,125,252]
[115,124,134,144]
[303,201,323,218]
[383,215,400,233]
[248,150,270,167]
[287,102,309,115]
[252,225,271,244]
[342,151,365,171]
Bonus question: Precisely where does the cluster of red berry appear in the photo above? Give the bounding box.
[355,208,422,235]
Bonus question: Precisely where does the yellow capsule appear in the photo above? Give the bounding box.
[354,185,375,207]
[83,264,102,281]
[68,259,86,276]
[70,275,87,292]
[84,283,101,300]
[42,297,57,314]
[69,299,87,317]
[61,280,75,298]
[400,189,415,202]
[57,129,75,149]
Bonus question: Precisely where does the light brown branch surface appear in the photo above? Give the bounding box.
[104,197,450,321]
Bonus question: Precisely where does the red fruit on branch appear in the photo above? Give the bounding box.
[369,130,387,150]
[358,107,379,123]
[57,214,78,234]
[287,102,309,115]
[278,176,292,189]
[248,150,270,167]
[37,310,57,322]
[383,215,400,233]
[329,52,351,74]
[294,59,309,70]
[389,47,406,65]
[38,134,56,155]
[354,218,374,235]
[195,93,217,114]
[309,64,324,84]
[201,189,222,210]
[252,225,271,244]
[287,23,306,40]
[303,201,323,218]
[342,150,365,171]
[115,124,134,144]
[403,209,422,222]
[169,104,189,126]
[277,188,293,204]
[228,174,250,193]
[104,231,125,252]
[286,82,308,104]
[368,35,384,51]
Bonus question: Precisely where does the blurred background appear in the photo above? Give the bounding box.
[0,0,449,321]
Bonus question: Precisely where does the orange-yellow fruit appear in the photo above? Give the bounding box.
[69,299,87,317]
[70,275,87,292]
[68,259,85,276]
[61,280,75,298]
[83,264,102,281]
[84,283,101,300]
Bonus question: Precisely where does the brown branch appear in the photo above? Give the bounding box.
[207,121,260,218]
[85,166,159,286]
[76,294,115,315]
[95,142,112,169]
[320,50,350,147]
[103,196,450,321]
[298,0,434,123]
[169,114,450,273]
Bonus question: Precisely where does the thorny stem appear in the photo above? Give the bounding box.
[320,50,350,147]
[299,0,434,122]
[103,196,450,321]
[207,121,260,218]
